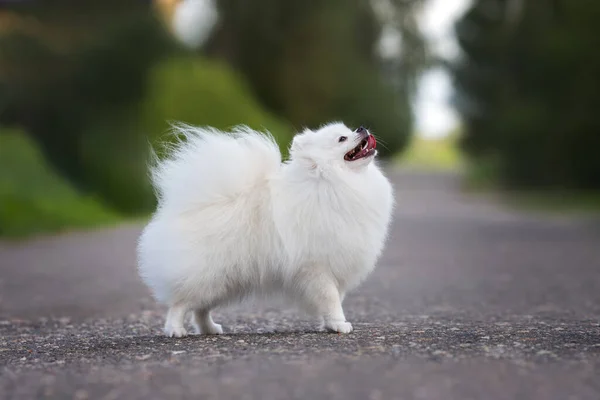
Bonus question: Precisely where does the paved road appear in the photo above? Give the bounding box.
[1,170,600,399]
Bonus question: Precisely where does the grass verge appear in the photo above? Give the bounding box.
[0,128,121,239]
[463,158,600,215]
[395,134,463,172]
[396,135,600,215]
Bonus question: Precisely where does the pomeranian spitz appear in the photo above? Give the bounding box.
[137,122,394,336]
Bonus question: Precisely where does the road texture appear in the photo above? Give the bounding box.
[1,170,600,399]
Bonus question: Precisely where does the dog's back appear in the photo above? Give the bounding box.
[150,124,281,214]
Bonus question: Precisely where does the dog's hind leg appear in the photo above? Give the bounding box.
[192,308,223,335]
[164,304,189,337]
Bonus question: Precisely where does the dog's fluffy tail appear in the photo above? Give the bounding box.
[150,123,282,211]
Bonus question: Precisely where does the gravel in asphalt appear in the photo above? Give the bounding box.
[1,170,599,399]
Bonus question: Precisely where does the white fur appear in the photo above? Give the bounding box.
[137,122,394,336]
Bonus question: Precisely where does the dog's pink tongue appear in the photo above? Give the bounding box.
[368,134,377,150]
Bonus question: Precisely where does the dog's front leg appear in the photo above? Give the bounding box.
[301,277,353,334]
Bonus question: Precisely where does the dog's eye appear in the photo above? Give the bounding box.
[338,136,347,143]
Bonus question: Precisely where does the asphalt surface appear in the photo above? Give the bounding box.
[1,170,600,399]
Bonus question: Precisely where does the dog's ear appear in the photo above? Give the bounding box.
[290,131,319,170]
[290,129,311,153]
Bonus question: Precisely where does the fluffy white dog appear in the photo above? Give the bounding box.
[137,122,394,336]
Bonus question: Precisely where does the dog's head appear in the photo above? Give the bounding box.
[290,122,378,172]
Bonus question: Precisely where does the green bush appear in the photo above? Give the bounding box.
[78,111,156,214]
[140,57,294,155]
[0,8,172,191]
[0,128,119,238]
[76,56,294,215]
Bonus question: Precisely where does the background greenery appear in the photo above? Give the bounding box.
[451,0,600,190]
[0,0,427,238]
[0,128,119,238]
[2,0,600,238]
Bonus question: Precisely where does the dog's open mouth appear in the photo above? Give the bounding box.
[344,135,377,161]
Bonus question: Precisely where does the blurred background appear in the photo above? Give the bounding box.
[1,0,599,238]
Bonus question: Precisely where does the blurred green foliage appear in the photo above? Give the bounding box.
[140,57,293,156]
[396,129,464,172]
[0,4,172,214]
[0,128,119,238]
[206,0,425,155]
[0,0,425,236]
[452,0,600,189]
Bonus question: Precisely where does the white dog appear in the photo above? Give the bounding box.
[137,122,394,336]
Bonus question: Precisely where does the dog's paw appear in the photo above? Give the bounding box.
[194,323,223,335]
[164,325,188,338]
[325,320,353,334]
[204,323,223,335]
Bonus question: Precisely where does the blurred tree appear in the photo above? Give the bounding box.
[0,2,174,212]
[0,0,430,217]
[204,0,428,155]
[377,0,430,96]
[452,0,600,188]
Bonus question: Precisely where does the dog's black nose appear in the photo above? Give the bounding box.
[356,126,367,134]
